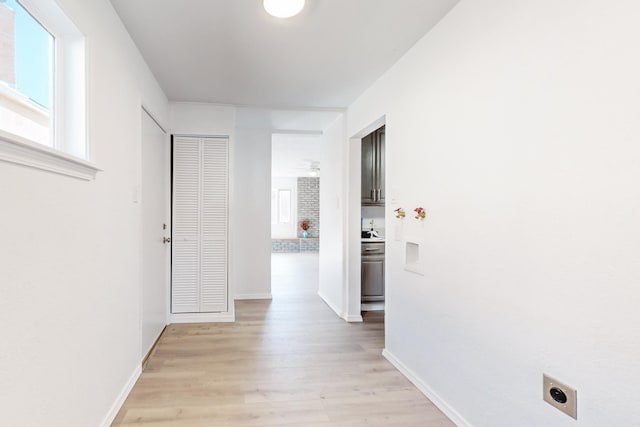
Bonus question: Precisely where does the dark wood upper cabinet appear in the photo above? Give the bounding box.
[361,125,385,206]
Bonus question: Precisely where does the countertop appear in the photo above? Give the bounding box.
[361,237,385,243]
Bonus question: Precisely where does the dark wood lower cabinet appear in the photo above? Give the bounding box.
[361,242,385,302]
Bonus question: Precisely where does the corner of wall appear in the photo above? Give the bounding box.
[382,349,472,427]
[317,289,345,319]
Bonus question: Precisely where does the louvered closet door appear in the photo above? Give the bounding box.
[172,136,228,313]
[172,137,200,313]
[200,139,228,312]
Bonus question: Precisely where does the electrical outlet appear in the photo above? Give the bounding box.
[543,374,577,419]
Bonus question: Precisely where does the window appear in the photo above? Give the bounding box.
[0,0,53,145]
[271,189,293,225]
[271,180,298,238]
[277,189,292,223]
[0,0,97,179]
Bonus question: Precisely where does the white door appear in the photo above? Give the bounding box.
[172,136,229,313]
[141,109,169,357]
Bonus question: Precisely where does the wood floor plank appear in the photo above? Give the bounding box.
[111,253,454,426]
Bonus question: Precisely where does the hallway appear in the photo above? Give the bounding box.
[113,254,453,426]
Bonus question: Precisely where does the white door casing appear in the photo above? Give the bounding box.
[141,109,170,357]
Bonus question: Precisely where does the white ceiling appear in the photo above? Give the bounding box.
[110,0,459,109]
[272,133,321,177]
[235,106,341,132]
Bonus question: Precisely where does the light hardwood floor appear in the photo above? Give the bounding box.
[112,253,454,426]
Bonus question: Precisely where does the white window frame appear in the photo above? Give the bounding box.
[272,189,293,225]
[0,0,99,180]
[271,177,298,239]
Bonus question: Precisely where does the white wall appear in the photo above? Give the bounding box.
[0,0,168,425]
[346,0,640,425]
[318,115,348,317]
[233,128,272,299]
[170,102,236,136]
[169,102,244,312]
[169,103,272,301]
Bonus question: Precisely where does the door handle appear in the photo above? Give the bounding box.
[163,237,171,244]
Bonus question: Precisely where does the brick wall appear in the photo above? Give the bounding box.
[300,239,319,252]
[272,239,301,253]
[272,238,319,253]
[297,177,320,238]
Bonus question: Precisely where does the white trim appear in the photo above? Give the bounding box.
[19,0,80,36]
[234,293,273,300]
[173,133,230,139]
[318,290,345,318]
[100,364,141,427]
[0,82,49,117]
[0,130,100,180]
[382,349,472,427]
[10,0,88,159]
[169,312,235,323]
[345,314,363,322]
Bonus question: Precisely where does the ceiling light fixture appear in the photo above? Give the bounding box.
[263,0,305,18]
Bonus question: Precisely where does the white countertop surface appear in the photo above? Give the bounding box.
[361,237,385,243]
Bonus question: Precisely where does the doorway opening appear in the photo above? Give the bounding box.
[346,116,386,323]
[270,133,321,257]
[360,125,386,313]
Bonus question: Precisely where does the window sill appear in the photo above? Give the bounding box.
[0,130,100,180]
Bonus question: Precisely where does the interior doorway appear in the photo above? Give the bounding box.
[346,116,387,322]
[270,133,321,255]
[140,108,170,359]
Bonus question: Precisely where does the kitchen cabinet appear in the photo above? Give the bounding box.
[361,126,385,206]
[361,241,385,302]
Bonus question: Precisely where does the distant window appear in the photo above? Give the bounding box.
[278,190,292,223]
[271,189,293,224]
[0,0,88,161]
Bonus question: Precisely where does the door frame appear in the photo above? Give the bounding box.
[169,134,235,323]
[346,115,386,322]
[140,105,171,359]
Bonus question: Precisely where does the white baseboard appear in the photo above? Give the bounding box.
[100,364,141,427]
[317,290,345,318]
[382,349,472,427]
[169,312,235,323]
[316,290,363,323]
[234,293,273,300]
[345,314,363,322]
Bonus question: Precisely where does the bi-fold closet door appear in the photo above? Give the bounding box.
[172,135,228,313]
